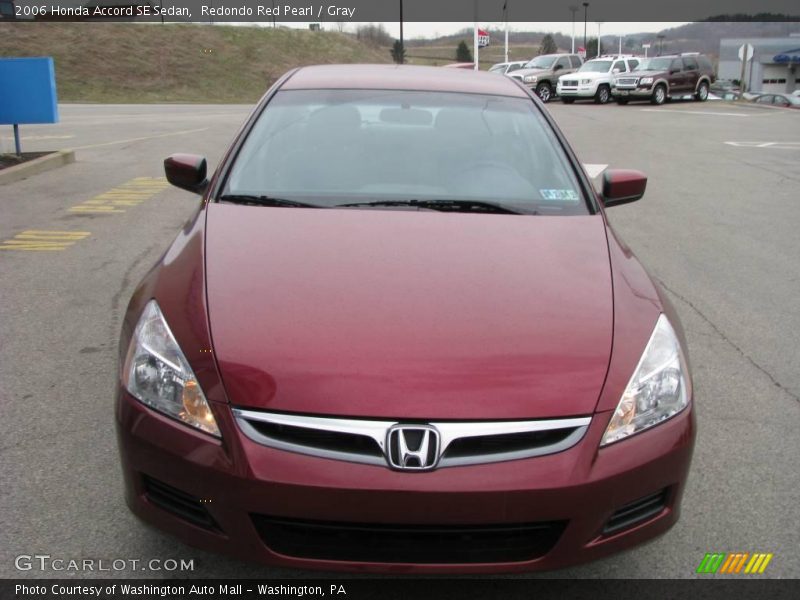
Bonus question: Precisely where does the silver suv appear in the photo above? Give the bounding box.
[557,55,640,104]
[508,53,584,103]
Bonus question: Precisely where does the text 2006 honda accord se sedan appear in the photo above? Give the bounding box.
[116,65,695,573]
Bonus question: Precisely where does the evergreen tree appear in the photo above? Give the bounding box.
[456,40,473,62]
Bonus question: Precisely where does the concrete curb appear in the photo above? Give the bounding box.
[0,150,76,185]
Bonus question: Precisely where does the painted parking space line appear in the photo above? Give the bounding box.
[724,141,800,150]
[640,108,770,117]
[70,127,209,151]
[0,230,90,251]
[68,177,171,214]
[583,164,608,178]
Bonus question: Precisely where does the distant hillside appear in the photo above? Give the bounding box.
[409,21,800,62]
[0,23,392,103]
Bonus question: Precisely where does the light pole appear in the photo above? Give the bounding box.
[596,22,603,58]
[569,5,577,54]
[582,3,589,57]
[657,34,665,56]
[504,1,509,64]
[399,0,404,64]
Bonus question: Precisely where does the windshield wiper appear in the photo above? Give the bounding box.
[218,194,322,208]
[334,199,530,215]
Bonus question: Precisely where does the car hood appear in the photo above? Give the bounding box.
[205,204,613,419]
[561,71,604,81]
[511,67,550,78]
[623,70,663,78]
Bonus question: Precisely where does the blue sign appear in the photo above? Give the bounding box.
[773,48,800,64]
[0,57,59,125]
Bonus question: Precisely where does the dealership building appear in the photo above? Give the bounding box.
[719,35,800,94]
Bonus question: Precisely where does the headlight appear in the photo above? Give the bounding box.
[601,314,689,446]
[580,79,592,85]
[122,300,220,437]
[523,75,538,83]
[640,77,654,85]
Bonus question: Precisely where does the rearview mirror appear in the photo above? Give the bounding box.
[164,154,208,194]
[601,169,647,207]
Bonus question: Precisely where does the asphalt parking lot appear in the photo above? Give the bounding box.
[1,99,798,579]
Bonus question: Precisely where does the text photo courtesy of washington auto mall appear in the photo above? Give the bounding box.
[1,0,799,597]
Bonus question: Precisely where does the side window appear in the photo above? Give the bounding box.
[755,95,773,104]
[697,56,713,71]
[682,57,699,71]
[555,57,571,70]
[773,96,789,106]
[613,61,627,73]
[627,59,639,71]
[508,64,522,73]
[670,59,682,72]
[570,55,582,68]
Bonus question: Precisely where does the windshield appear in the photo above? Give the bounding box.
[223,89,589,215]
[633,57,672,71]
[578,60,612,73]
[489,64,506,73]
[524,55,556,69]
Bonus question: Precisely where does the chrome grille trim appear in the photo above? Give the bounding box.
[233,409,591,469]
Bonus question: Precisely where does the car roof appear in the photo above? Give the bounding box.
[282,64,529,98]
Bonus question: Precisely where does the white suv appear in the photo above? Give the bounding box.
[557,55,640,104]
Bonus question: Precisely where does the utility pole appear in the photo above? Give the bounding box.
[569,5,577,54]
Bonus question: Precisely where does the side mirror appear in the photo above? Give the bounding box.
[612,68,621,74]
[601,169,647,207]
[553,64,562,71]
[164,153,208,194]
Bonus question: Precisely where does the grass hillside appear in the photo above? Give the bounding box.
[0,23,393,103]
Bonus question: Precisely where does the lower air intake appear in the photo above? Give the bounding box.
[252,515,566,564]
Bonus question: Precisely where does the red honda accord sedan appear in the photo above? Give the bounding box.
[115,65,695,573]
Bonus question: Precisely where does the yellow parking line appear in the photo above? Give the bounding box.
[0,230,91,251]
[69,177,170,213]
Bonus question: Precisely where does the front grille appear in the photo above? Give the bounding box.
[234,409,591,470]
[443,428,575,459]
[603,489,668,535]
[142,475,219,531]
[616,77,639,87]
[561,80,578,87]
[252,515,566,564]
[248,420,383,459]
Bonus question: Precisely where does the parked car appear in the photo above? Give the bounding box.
[751,93,800,109]
[612,53,715,105]
[508,53,583,102]
[557,55,640,104]
[117,64,695,574]
[489,60,527,75]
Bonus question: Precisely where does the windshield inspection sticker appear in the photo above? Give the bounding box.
[540,189,579,201]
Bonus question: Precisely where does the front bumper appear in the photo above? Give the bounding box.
[557,85,597,98]
[612,86,655,99]
[116,388,695,574]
